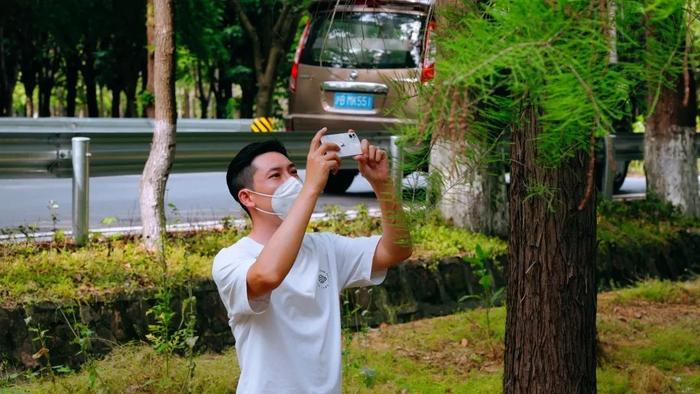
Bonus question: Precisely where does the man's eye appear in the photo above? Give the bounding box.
[269,174,279,178]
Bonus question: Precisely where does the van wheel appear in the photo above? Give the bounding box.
[324,169,358,194]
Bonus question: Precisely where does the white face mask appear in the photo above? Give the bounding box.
[246,177,303,219]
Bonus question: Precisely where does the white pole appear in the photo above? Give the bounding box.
[72,137,90,245]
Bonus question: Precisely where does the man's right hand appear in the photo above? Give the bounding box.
[304,127,341,194]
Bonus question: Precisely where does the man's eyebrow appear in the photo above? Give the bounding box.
[265,164,296,174]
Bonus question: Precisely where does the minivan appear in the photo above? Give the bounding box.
[286,0,436,193]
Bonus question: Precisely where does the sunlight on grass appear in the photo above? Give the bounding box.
[6,278,698,393]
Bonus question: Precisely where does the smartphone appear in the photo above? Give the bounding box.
[320,131,363,158]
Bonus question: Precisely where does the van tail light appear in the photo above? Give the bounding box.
[290,21,312,93]
[421,21,436,83]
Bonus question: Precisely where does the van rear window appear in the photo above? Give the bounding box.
[301,12,425,69]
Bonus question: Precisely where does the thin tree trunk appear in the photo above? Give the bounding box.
[37,79,53,117]
[139,0,176,252]
[504,104,597,393]
[25,93,34,117]
[182,87,191,118]
[124,83,137,118]
[145,0,156,119]
[65,55,78,117]
[240,78,256,118]
[0,26,18,116]
[195,61,210,119]
[644,74,699,217]
[82,49,99,117]
[111,88,121,118]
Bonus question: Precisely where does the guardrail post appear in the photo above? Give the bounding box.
[72,137,90,245]
[389,135,403,197]
[601,134,615,199]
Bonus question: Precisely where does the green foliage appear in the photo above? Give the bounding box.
[407,0,632,172]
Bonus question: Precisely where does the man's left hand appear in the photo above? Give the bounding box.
[353,136,390,188]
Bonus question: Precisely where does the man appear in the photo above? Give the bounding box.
[212,127,412,393]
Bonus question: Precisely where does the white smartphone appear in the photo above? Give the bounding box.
[320,131,363,157]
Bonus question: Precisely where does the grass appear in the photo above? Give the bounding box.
[3,277,698,393]
[0,205,507,307]
[2,198,698,307]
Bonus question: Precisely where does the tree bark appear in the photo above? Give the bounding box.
[82,48,99,117]
[504,104,597,393]
[195,61,210,119]
[430,139,508,236]
[124,82,137,118]
[0,26,18,116]
[429,87,508,236]
[644,73,699,217]
[240,77,256,118]
[111,88,121,118]
[145,0,156,119]
[139,0,176,253]
[65,54,79,117]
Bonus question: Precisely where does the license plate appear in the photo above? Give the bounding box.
[333,93,374,110]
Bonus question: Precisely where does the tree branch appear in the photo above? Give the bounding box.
[230,0,264,79]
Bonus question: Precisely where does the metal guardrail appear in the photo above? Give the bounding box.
[0,117,395,178]
[1,118,699,243]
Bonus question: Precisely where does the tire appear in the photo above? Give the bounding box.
[323,169,358,194]
[595,160,630,194]
[613,161,629,193]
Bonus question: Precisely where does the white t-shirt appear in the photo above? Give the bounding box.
[211,232,386,394]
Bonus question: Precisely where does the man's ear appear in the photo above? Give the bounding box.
[238,189,256,210]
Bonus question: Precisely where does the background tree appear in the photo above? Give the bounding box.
[639,0,699,217]
[420,1,632,391]
[139,0,177,252]
[229,0,306,117]
[0,0,20,116]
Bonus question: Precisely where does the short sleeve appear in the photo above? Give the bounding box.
[328,234,386,289]
[212,250,270,317]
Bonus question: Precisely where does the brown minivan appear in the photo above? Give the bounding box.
[286,0,435,192]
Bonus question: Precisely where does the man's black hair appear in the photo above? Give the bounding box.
[226,140,289,215]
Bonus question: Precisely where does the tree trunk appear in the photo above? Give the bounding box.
[139,0,176,253]
[240,78,256,118]
[124,82,137,118]
[145,0,156,119]
[428,88,508,236]
[504,104,597,393]
[37,79,53,117]
[254,76,274,117]
[82,49,99,117]
[0,26,18,116]
[65,55,79,117]
[181,87,191,118]
[111,88,121,118]
[430,139,508,236]
[644,74,699,217]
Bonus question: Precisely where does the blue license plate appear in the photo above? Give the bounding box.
[333,93,374,110]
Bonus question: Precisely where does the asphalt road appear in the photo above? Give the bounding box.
[0,173,666,233]
[0,171,380,232]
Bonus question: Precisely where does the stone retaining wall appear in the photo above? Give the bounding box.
[1,231,698,370]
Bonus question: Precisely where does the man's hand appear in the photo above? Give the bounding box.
[353,134,390,188]
[305,127,341,194]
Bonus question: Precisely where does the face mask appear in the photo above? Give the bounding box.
[246,177,303,219]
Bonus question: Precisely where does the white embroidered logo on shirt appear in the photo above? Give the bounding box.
[317,270,329,289]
